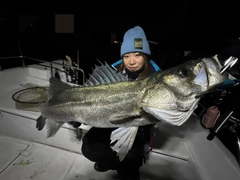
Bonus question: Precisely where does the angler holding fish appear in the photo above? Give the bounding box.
[81,26,161,180]
[36,26,230,180]
[38,26,162,180]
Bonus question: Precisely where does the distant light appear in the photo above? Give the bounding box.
[148,40,158,45]
[114,41,122,44]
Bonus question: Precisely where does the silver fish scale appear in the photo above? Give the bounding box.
[141,83,177,110]
[42,80,147,127]
[76,90,143,127]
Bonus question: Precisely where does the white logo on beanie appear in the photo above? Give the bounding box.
[134,38,143,49]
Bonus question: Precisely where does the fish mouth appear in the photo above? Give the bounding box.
[202,58,228,90]
[195,57,226,96]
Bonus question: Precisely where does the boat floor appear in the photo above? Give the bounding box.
[0,135,189,180]
[0,136,120,180]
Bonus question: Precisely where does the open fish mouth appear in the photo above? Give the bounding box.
[195,57,228,97]
[202,57,227,89]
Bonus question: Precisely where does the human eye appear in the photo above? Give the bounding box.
[135,53,141,58]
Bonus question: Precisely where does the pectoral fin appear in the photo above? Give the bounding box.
[110,110,144,124]
[110,115,140,124]
[46,119,64,138]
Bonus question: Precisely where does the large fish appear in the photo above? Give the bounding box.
[36,57,228,160]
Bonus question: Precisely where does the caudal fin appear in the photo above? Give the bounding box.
[110,127,138,161]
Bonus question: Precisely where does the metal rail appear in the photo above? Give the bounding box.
[0,55,85,85]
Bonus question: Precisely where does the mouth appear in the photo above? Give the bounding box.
[128,67,137,71]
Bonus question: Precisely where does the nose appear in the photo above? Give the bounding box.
[129,55,135,65]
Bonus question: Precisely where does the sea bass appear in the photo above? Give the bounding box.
[36,57,228,160]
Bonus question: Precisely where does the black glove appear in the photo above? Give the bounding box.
[217,46,240,80]
[36,115,46,131]
[68,121,82,128]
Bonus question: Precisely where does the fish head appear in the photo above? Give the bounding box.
[142,57,228,126]
[158,57,228,110]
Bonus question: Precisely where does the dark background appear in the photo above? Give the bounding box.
[1,1,240,74]
[1,0,240,164]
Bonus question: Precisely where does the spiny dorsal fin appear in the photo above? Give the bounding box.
[48,77,72,99]
[84,61,128,86]
[48,61,127,92]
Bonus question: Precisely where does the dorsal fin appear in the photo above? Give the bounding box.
[84,61,128,86]
[48,61,128,96]
[48,77,72,99]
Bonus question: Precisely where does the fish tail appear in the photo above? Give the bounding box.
[46,119,64,138]
[110,127,138,161]
[36,115,46,131]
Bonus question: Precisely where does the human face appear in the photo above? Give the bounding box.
[122,52,145,72]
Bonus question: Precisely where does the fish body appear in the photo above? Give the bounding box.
[40,57,227,128]
[36,57,228,160]
[43,79,152,127]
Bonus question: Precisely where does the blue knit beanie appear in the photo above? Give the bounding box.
[120,26,151,57]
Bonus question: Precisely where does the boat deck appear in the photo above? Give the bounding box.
[0,136,120,180]
[1,63,240,180]
[0,133,200,180]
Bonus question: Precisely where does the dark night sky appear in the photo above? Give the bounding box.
[1,1,240,71]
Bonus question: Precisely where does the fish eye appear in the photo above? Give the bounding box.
[179,68,189,76]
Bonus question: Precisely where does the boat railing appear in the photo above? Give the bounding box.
[0,55,85,85]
